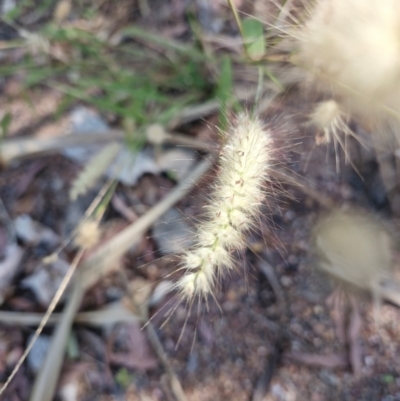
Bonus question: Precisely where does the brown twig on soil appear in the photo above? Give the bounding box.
[0,127,213,166]
[0,302,139,326]
[145,322,187,401]
[145,124,215,152]
[0,124,214,166]
[252,345,281,401]
[167,85,260,129]
[258,261,287,313]
[0,131,125,166]
[252,259,290,401]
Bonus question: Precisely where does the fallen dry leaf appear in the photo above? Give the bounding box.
[58,362,93,401]
[112,194,138,223]
[21,258,70,307]
[13,161,46,198]
[108,322,158,371]
[14,214,60,247]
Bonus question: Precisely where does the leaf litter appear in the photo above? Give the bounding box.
[0,1,400,400]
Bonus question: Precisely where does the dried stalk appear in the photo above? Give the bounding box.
[0,131,124,166]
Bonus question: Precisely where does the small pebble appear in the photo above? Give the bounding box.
[313,305,324,315]
[257,346,268,357]
[186,352,198,373]
[27,335,50,373]
[285,255,299,272]
[225,288,238,302]
[152,208,194,255]
[281,275,293,287]
[283,210,296,222]
[313,337,323,347]
[222,301,236,312]
[364,355,374,366]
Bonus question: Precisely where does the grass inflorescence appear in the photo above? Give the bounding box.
[176,114,274,301]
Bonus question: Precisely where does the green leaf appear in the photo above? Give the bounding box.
[381,374,395,384]
[216,56,232,104]
[0,113,12,139]
[216,56,233,130]
[264,68,284,91]
[66,333,79,360]
[55,95,75,119]
[24,67,66,88]
[121,26,206,61]
[115,368,133,389]
[242,18,265,60]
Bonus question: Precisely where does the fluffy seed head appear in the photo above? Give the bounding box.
[297,0,400,123]
[310,100,347,144]
[175,115,273,300]
[308,99,363,174]
[74,219,101,249]
[176,271,212,299]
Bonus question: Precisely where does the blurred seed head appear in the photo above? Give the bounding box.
[74,219,101,250]
[296,0,400,125]
[313,208,393,291]
[310,100,347,145]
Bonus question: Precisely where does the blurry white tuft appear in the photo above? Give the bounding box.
[74,219,101,250]
[313,209,393,290]
[297,0,400,123]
